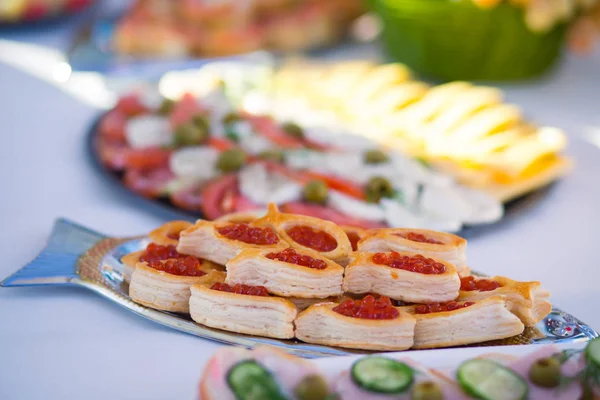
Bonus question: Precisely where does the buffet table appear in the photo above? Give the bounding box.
[0,12,599,400]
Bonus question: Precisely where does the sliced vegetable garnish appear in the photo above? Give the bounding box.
[294,375,330,400]
[586,337,600,368]
[528,357,561,388]
[351,356,414,394]
[457,359,528,400]
[226,360,287,400]
[411,381,444,400]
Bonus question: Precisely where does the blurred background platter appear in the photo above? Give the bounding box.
[85,59,570,235]
[0,0,96,24]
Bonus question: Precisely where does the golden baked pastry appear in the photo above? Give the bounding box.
[343,251,460,303]
[129,264,224,313]
[177,218,288,266]
[402,296,525,349]
[148,220,193,246]
[189,279,297,339]
[226,247,344,298]
[255,204,352,265]
[294,296,416,351]
[358,228,469,276]
[458,275,551,327]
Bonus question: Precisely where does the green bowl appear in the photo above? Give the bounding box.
[373,0,567,81]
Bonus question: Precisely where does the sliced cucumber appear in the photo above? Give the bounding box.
[586,337,600,368]
[226,360,287,400]
[351,356,414,394]
[457,359,528,400]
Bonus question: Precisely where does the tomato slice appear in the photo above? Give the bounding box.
[305,171,366,200]
[169,93,206,129]
[99,110,127,143]
[170,185,204,212]
[124,167,173,198]
[115,94,148,117]
[245,115,304,149]
[207,136,236,151]
[200,174,260,219]
[281,202,385,229]
[124,147,171,170]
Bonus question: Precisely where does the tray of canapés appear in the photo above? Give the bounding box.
[3,204,595,358]
[197,339,600,399]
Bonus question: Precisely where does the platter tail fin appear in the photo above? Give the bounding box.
[1,218,105,287]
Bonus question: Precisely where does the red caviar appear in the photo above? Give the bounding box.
[372,252,446,275]
[217,223,279,245]
[139,243,183,263]
[460,276,501,292]
[266,248,327,270]
[332,295,399,320]
[147,256,206,277]
[210,282,270,297]
[286,226,337,252]
[346,231,361,251]
[414,301,475,314]
[397,232,443,245]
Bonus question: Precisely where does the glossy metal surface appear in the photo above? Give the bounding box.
[2,218,597,358]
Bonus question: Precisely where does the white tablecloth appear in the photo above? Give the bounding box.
[1,9,600,400]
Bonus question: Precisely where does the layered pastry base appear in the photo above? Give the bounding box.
[177,219,289,266]
[358,228,469,276]
[189,278,297,339]
[458,275,552,327]
[226,247,344,298]
[402,296,525,349]
[294,295,416,351]
[343,251,460,303]
[122,205,551,351]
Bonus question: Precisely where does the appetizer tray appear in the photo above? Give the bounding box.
[2,218,597,359]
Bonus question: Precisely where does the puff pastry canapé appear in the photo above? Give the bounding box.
[226,247,344,298]
[129,263,225,313]
[177,218,288,266]
[189,279,297,339]
[255,204,352,265]
[148,220,193,246]
[200,345,324,400]
[358,228,469,276]
[402,296,525,349]
[294,296,416,351]
[458,275,551,327]
[341,225,368,252]
[343,251,460,303]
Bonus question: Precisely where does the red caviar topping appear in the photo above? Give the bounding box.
[286,226,337,252]
[414,301,475,314]
[266,248,327,270]
[460,276,501,292]
[372,252,446,275]
[217,223,279,245]
[332,295,399,320]
[147,256,206,277]
[397,232,443,245]
[210,282,270,297]
[139,243,183,263]
[346,231,361,251]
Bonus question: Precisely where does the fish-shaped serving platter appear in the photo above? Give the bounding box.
[2,218,598,358]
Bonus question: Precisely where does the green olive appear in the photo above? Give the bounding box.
[216,148,247,172]
[365,176,394,203]
[528,357,561,388]
[294,375,329,400]
[258,149,285,163]
[222,112,241,126]
[282,122,304,139]
[174,122,209,146]
[411,381,444,400]
[364,149,389,164]
[158,98,175,115]
[303,180,329,204]
[192,114,210,131]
